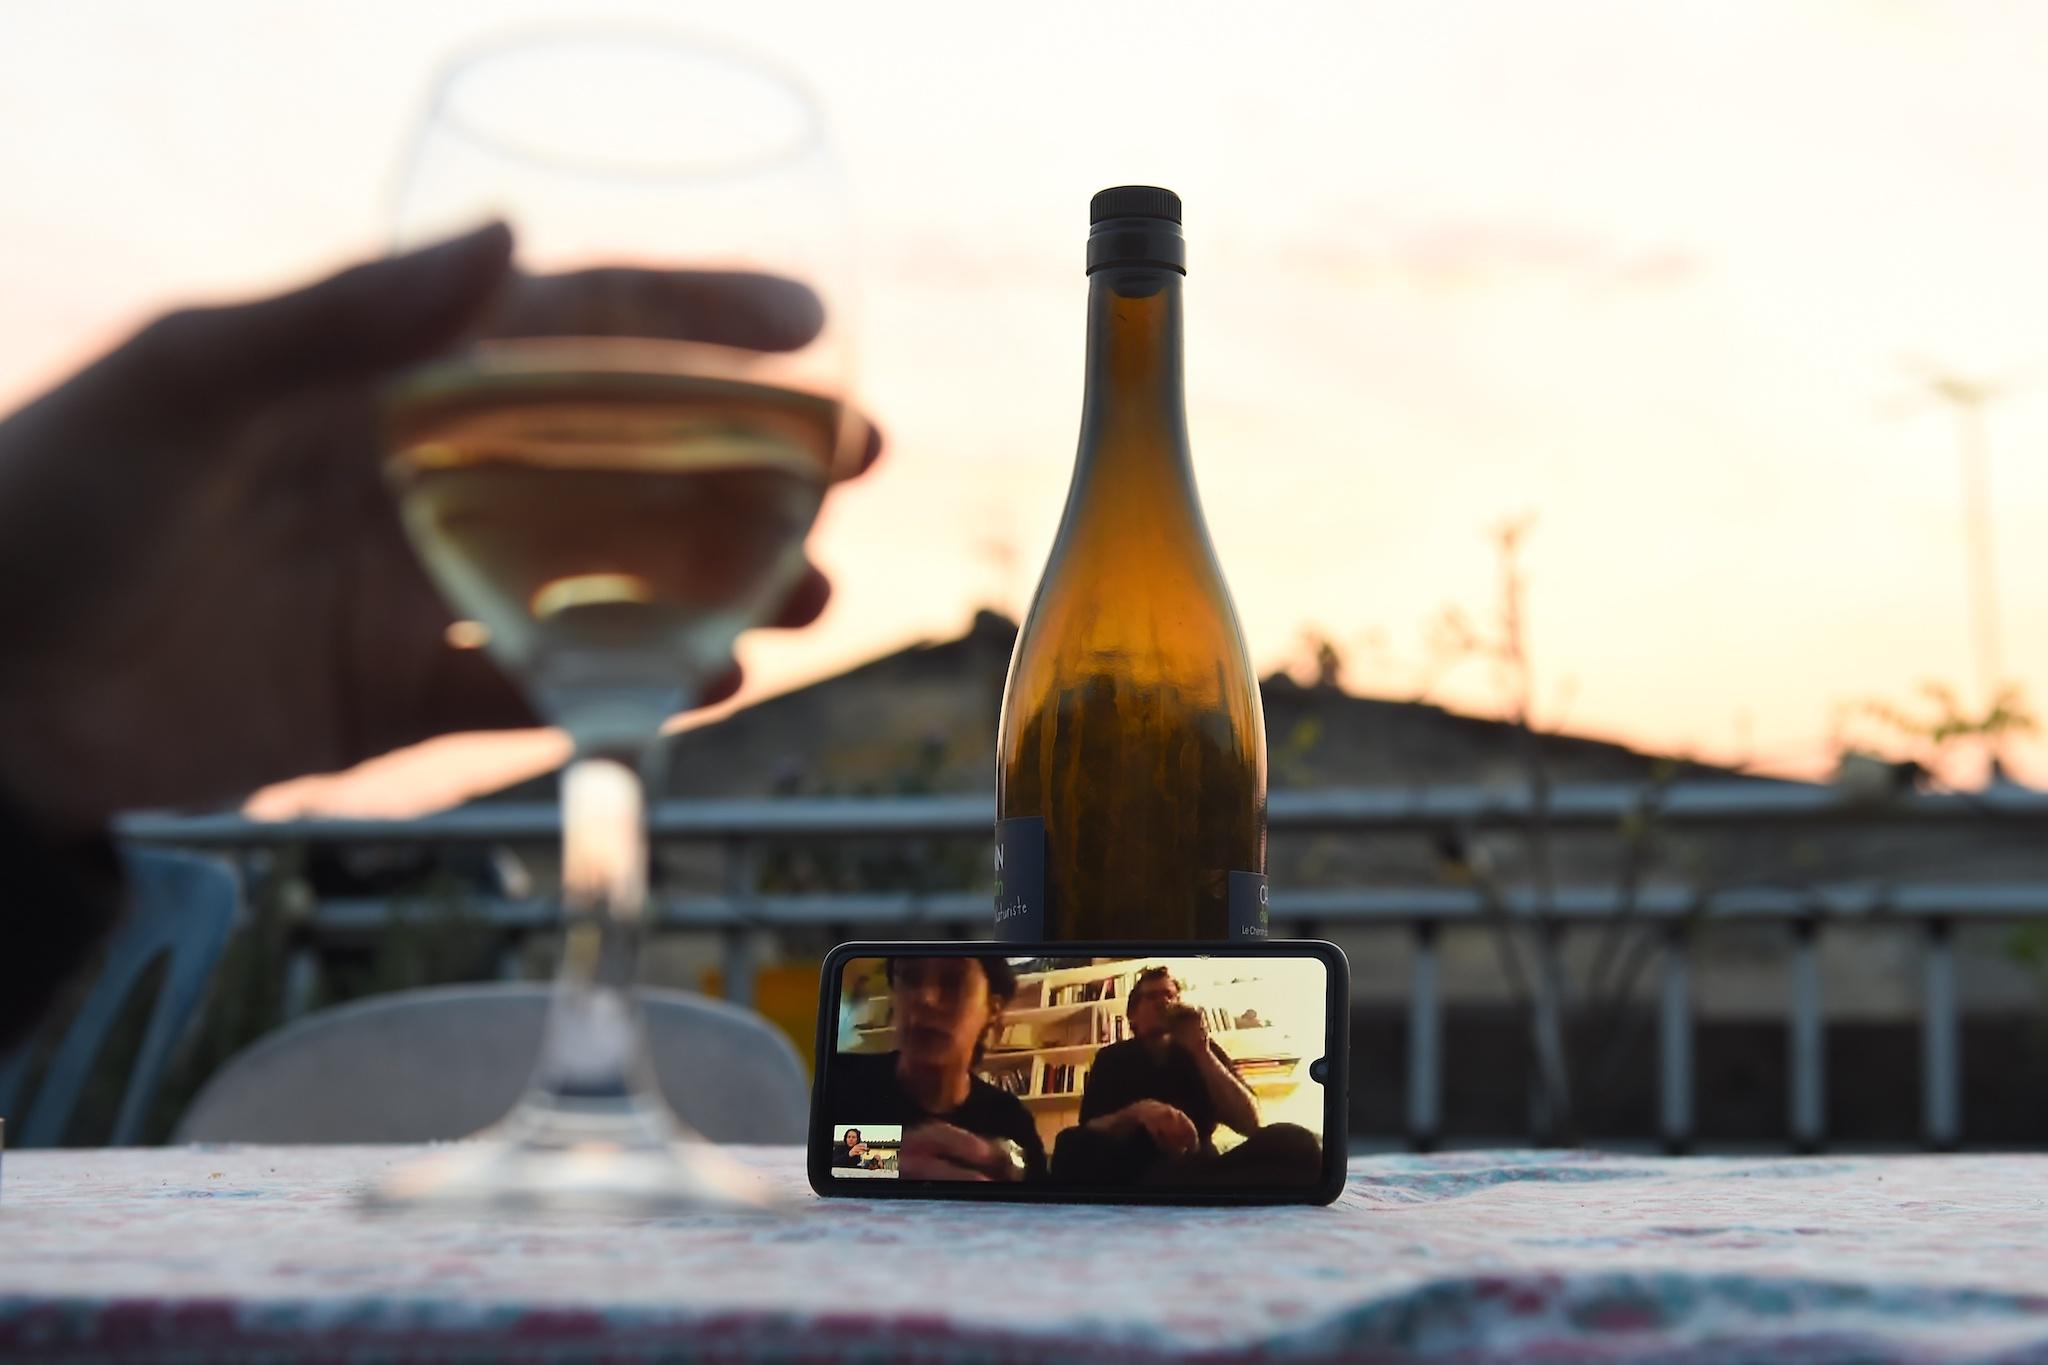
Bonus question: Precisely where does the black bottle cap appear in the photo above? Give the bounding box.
[1089,186,1182,225]
[1087,185,1185,275]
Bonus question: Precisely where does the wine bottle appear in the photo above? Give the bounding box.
[995,186,1268,942]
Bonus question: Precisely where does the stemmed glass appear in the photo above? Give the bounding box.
[367,29,860,1213]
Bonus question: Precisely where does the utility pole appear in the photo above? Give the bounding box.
[1914,367,2008,779]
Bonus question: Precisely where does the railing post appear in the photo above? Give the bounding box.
[1659,924,1694,1154]
[282,947,319,1023]
[1789,918,1825,1153]
[1528,919,1570,1147]
[722,838,760,1011]
[1922,916,1961,1152]
[1407,921,1441,1152]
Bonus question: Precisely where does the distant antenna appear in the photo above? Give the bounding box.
[1897,359,2019,775]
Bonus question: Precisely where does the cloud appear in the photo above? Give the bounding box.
[1277,218,1702,294]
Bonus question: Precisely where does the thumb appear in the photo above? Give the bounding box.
[130,222,514,405]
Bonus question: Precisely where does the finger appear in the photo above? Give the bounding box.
[901,1124,971,1159]
[127,223,514,406]
[851,416,885,476]
[687,564,830,710]
[438,564,823,729]
[487,268,825,353]
[699,663,744,708]
[766,565,831,629]
[903,1123,996,1165]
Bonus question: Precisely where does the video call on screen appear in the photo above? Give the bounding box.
[826,954,1328,1189]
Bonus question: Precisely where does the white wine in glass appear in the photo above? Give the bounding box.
[366,32,861,1214]
[389,345,837,743]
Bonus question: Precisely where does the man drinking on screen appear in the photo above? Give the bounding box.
[1053,966,1321,1187]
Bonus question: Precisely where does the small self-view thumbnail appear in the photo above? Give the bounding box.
[829,1123,903,1178]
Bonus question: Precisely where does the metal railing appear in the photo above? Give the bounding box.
[120,781,2048,1153]
[117,781,2048,847]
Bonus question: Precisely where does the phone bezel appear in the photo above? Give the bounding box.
[807,939,1349,1206]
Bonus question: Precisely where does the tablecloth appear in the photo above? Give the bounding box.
[3,1145,2047,1363]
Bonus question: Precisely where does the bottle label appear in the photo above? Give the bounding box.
[1229,871,1270,939]
[993,817,1048,942]
[994,819,1269,941]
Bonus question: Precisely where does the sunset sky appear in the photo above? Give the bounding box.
[4,0,2044,813]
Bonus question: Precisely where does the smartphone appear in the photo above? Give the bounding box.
[809,941,1348,1205]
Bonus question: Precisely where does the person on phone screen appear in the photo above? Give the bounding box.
[826,956,1046,1182]
[831,1127,871,1169]
[1053,966,1321,1186]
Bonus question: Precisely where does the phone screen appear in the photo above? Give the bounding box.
[813,944,1344,1202]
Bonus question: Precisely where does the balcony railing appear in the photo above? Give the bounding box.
[120,780,2048,1154]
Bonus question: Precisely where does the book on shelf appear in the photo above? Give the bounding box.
[1235,1057,1299,1080]
[988,1066,1032,1096]
[1030,1060,1092,1098]
[1047,975,1122,1007]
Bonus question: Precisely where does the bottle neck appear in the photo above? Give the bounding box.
[1076,265,1191,486]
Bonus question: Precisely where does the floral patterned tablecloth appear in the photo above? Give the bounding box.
[3,1145,2047,1363]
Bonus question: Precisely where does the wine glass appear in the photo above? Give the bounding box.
[366,29,860,1213]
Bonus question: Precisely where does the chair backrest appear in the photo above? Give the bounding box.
[0,848,240,1146]
[173,983,809,1145]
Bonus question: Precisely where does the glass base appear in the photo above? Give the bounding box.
[363,1090,782,1217]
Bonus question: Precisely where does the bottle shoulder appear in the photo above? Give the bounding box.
[1000,545,1266,735]
[1010,576,1254,671]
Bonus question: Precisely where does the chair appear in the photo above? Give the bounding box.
[173,983,809,1144]
[0,848,240,1147]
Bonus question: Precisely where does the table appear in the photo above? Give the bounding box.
[4,1146,2046,1363]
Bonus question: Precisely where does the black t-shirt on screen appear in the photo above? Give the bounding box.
[827,1050,1047,1180]
[1078,1038,1237,1157]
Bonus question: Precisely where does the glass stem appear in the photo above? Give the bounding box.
[528,752,658,1105]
